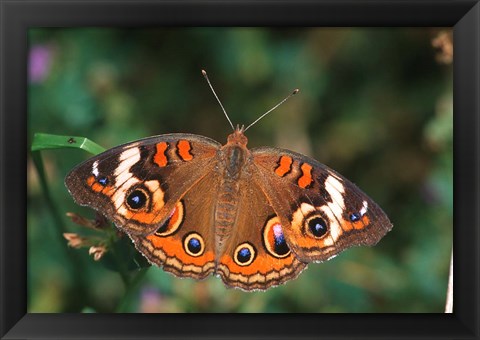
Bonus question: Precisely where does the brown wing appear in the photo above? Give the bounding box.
[251,147,392,263]
[216,177,307,291]
[65,134,221,236]
[130,171,220,280]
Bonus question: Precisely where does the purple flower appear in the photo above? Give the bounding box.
[29,44,53,83]
[139,286,164,312]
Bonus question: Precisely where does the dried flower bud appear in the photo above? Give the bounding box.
[432,31,453,64]
[88,245,107,261]
[63,233,88,249]
[66,212,97,229]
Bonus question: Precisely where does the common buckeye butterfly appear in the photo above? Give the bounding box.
[65,71,392,291]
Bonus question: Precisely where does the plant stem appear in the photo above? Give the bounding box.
[31,151,90,310]
[115,268,149,312]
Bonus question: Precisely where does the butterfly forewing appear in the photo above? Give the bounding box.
[252,147,392,263]
[65,134,221,236]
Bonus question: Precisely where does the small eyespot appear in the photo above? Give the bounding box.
[233,242,256,266]
[183,232,204,257]
[126,188,149,210]
[350,201,369,222]
[97,176,109,186]
[307,216,329,238]
[349,212,361,222]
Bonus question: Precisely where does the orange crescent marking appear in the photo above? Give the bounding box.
[154,142,168,167]
[267,228,276,248]
[101,186,116,197]
[353,215,370,230]
[154,202,183,236]
[123,210,163,224]
[147,234,215,266]
[87,175,96,187]
[220,253,295,275]
[275,156,293,177]
[177,140,193,161]
[169,205,180,227]
[87,175,114,195]
[341,220,354,231]
[290,232,333,249]
[298,163,313,188]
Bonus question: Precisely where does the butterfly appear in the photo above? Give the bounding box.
[65,71,392,291]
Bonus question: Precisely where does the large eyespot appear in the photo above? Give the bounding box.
[155,201,184,237]
[233,242,256,266]
[263,216,290,258]
[126,187,150,211]
[183,232,205,257]
[306,215,329,238]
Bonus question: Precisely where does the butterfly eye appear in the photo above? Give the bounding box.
[126,188,149,210]
[183,232,205,257]
[306,215,329,238]
[233,242,256,266]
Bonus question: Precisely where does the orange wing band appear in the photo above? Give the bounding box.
[275,156,293,177]
[298,163,313,188]
[154,142,169,167]
[177,140,193,161]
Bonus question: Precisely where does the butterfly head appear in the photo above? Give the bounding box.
[227,125,248,147]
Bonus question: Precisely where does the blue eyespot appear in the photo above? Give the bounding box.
[234,243,256,266]
[308,217,328,237]
[183,232,204,257]
[126,189,147,209]
[273,231,289,256]
[97,176,109,186]
[350,212,361,222]
[238,247,251,261]
[187,238,201,254]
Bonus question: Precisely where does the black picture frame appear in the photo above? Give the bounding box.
[1,0,479,339]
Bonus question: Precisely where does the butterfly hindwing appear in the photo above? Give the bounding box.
[130,170,220,280]
[215,178,307,291]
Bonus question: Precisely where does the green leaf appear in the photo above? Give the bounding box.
[31,133,105,155]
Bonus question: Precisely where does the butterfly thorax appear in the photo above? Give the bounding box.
[214,129,252,255]
[223,129,249,178]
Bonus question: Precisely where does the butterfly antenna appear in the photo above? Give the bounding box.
[202,69,235,131]
[244,88,299,132]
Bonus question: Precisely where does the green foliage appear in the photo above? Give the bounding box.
[32,133,106,154]
[28,27,452,313]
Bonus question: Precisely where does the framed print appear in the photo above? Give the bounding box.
[2,0,479,339]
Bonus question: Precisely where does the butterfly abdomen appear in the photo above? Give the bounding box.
[214,142,251,254]
[214,179,240,251]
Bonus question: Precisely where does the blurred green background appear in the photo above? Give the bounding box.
[27,28,452,313]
